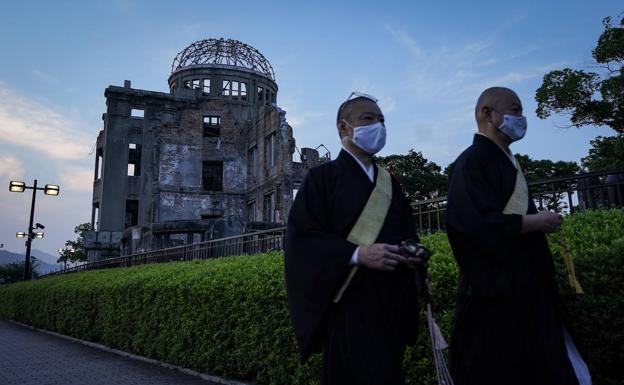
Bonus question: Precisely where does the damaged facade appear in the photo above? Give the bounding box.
[86,39,326,260]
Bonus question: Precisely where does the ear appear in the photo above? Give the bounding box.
[481,106,492,122]
[337,120,349,138]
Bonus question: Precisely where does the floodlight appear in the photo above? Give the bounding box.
[9,181,25,193]
[44,184,60,196]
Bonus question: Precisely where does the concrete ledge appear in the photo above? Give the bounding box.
[7,319,255,385]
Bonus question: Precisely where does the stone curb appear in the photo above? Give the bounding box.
[7,319,255,385]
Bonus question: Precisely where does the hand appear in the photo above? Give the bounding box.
[403,242,428,268]
[358,243,407,271]
[534,211,563,233]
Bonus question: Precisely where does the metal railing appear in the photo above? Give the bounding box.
[41,227,286,278]
[412,168,624,233]
[39,169,624,277]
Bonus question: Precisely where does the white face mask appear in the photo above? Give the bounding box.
[344,121,387,154]
[497,114,527,142]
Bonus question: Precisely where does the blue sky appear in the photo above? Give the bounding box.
[0,0,620,259]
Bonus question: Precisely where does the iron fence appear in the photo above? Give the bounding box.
[42,227,286,278]
[412,168,624,233]
[40,169,624,278]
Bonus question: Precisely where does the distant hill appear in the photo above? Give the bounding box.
[31,249,60,265]
[0,250,22,265]
[0,250,61,274]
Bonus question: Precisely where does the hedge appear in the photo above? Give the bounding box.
[0,208,622,385]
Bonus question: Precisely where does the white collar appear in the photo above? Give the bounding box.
[342,146,375,182]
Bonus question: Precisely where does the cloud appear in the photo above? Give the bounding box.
[278,95,326,128]
[59,166,94,192]
[384,24,426,60]
[382,26,557,108]
[379,95,396,113]
[0,81,95,160]
[31,69,61,87]
[0,155,24,180]
[282,109,325,128]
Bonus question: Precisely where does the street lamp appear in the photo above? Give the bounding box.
[44,185,60,196]
[16,232,26,238]
[9,179,60,280]
[58,246,74,270]
[9,181,25,192]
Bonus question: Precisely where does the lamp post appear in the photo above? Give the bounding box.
[9,180,60,280]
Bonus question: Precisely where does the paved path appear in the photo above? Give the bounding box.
[0,320,221,385]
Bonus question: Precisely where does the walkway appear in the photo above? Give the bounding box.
[0,320,222,385]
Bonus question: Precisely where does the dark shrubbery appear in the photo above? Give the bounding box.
[547,209,624,385]
[0,209,622,385]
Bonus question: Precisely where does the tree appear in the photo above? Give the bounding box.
[57,223,93,265]
[376,149,447,201]
[581,134,624,171]
[535,15,623,133]
[515,154,581,211]
[0,260,40,284]
[515,154,580,181]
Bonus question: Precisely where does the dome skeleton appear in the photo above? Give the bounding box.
[172,38,276,81]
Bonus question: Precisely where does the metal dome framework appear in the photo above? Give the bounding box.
[172,38,276,81]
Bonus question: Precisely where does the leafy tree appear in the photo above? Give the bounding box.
[0,260,40,284]
[57,223,93,265]
[376,149,447,201]
[535,15,624,133]
[515,154,580,181]
[515,154,581,211]
[581,134,624,171]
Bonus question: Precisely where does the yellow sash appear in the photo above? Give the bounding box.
[503,160,529,215]
[559,233,585,294]
[332,165,393,303]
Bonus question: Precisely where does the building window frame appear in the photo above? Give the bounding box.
[265,132,277,168]
[248,146,258,177]
[247,200,257,222]
[203,115,221,137]
[264,191,276,222]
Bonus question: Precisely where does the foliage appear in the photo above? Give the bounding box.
[547,209,624,385]
[0,260,40,284]
[515,153,580,210]
[58,223,93,264]
[377,149,447,201]
[581,134,624,171]
[535,15,624,133]
[515,154,580,180]
[1,209,623,384]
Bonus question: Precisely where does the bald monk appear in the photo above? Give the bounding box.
[285,93,426,385]
[446,87,592,385]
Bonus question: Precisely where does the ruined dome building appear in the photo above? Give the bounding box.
[87,39,325,260]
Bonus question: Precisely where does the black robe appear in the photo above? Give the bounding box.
[446,134,579,385]
[285,150,420,385]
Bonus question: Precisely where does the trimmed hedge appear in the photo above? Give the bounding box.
[0,209,622,385]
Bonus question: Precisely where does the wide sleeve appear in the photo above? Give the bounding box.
[284,168,358,361]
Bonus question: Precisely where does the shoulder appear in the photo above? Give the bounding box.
[300,159,340,193]
[447,143,495,195]
[306,159,339,181]
[453,140,501,175]
[452,144,480,173]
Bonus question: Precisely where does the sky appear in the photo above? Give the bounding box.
[0,0,620,258]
